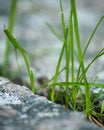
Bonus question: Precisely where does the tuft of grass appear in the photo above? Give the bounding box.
[3,0,18,76]
[4,28,35,93]
[47,0,104,119]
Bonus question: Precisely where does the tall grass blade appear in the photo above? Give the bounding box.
[70,0,91,114]
[3,0,18,76]
[69,10,77,110]
[51,0,66,101]
[51,43,65,101]
[64,26,69,107]
[83,16,104,57]
[76,16,104,89]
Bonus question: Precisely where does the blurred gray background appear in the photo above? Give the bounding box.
[0,0,104,83]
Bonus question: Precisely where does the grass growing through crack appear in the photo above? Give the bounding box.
[46,0,104,123]
[48,0,90,112]
[2,0,104,126]
[4,29,35,93]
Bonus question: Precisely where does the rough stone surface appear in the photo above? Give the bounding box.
[0,77,103,130]
[0,1,104,129]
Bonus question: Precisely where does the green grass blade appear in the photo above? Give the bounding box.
[65,26,69,107]
[4,29,35,93]
[30,70,35,92]
[69,10,77,110]
[70,0,91,114]
[51,0,66,102]
[70,0,82,61]
[83,16,104,57]
[51,43,65,101]
[4,29,27,53]
[101,101,104,114]
[65,27,69,83]
[77,16,104,82]
[79,48,104,82]
[60,0,66,36]
[3,0,18,76]
[20,50,35,93]
[69,11,74,86]
[49,81,104,89]
[46,23,63,41]
[21,52,31,79]
[14,48,21,72]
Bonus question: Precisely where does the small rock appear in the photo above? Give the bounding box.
[37,76,48,85]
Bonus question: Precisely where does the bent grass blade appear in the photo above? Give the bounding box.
[4,29,35,93]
